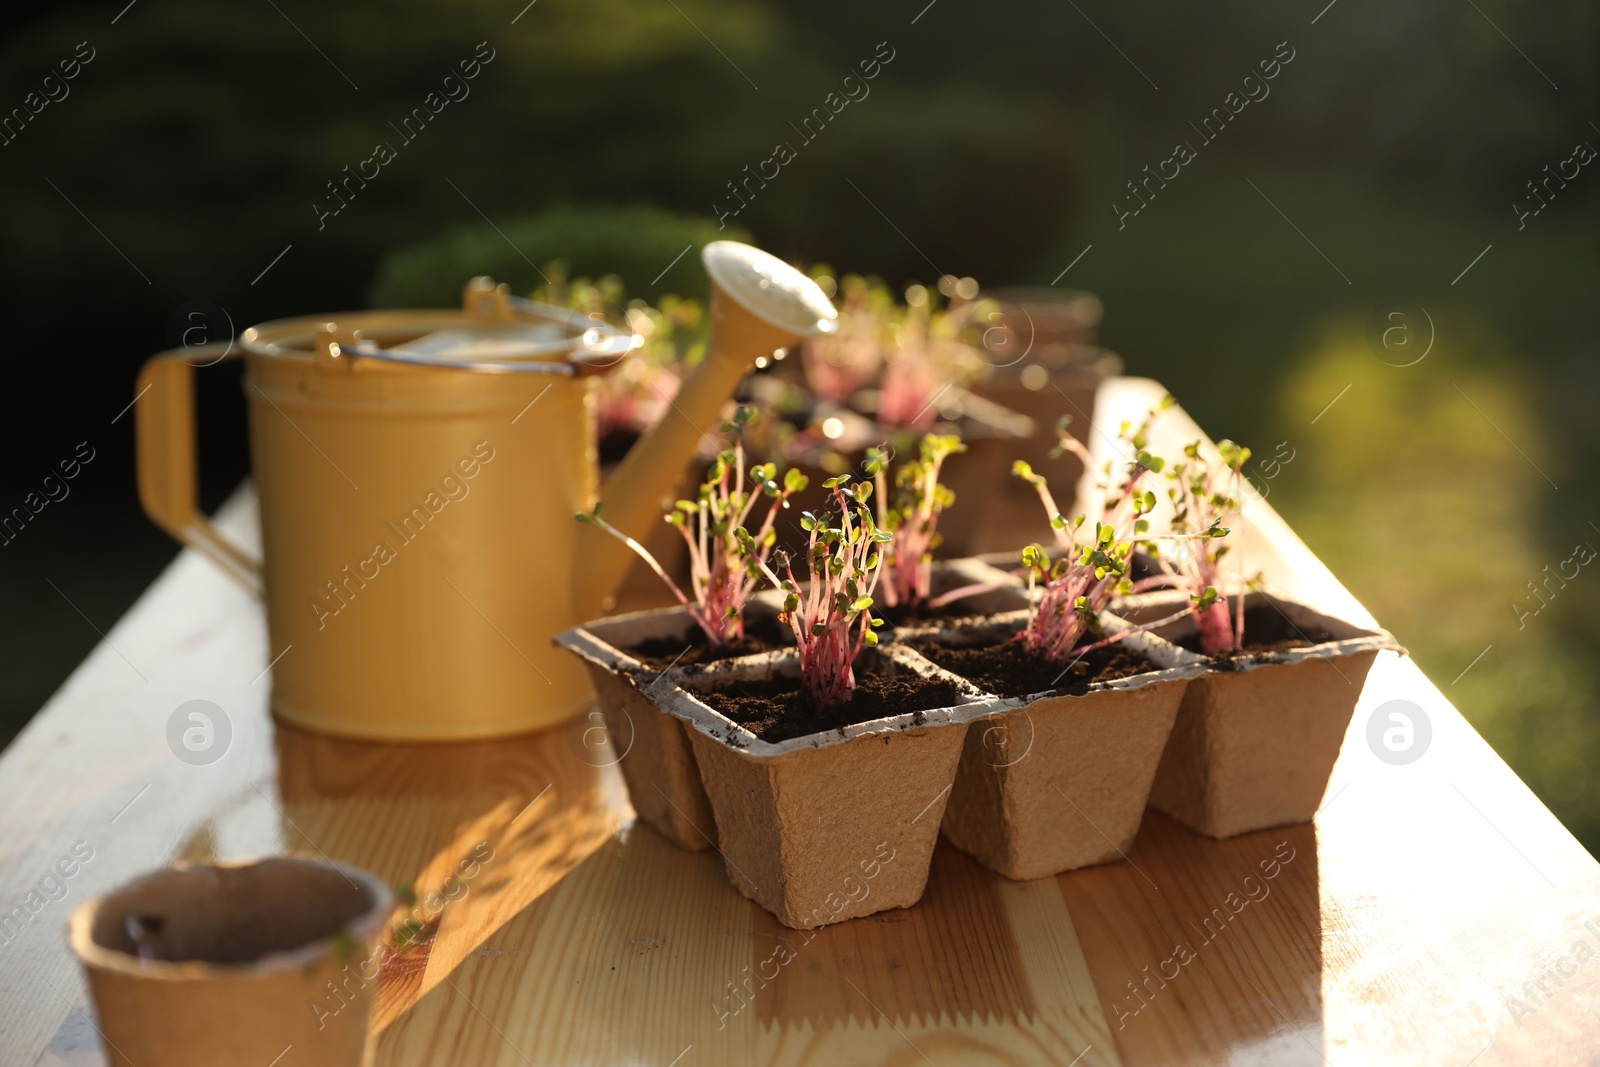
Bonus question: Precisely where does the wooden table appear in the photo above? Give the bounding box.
[4,378,1598,1066]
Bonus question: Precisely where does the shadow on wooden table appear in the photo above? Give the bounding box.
[376,823,1115,1065]
[265,716,1111,1063]
[1060,810,1325,1066]
[271,717,624,1031]
[261,718,1323,1066]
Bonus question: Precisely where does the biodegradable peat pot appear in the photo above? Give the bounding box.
[553,560,1017,856]
[1119,591,1403,839]
[911,612,1204,880]
[554,603,785,852]
[69,856,392,1067]
[665,644,999,929]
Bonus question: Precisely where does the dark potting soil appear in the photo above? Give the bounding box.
[909,632,1156,699]
[697,670,961,744]
[1178,604,1337,668]
[1130,552,1160,582]
[877,598,981,628]
[625,613,789,672]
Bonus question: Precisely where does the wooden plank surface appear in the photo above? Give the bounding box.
[2,376,1598,1066]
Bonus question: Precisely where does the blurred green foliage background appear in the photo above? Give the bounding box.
[0,1,1596,850]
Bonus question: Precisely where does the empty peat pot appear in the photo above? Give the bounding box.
[910,611,1205,880]
[663,644,1000,929]
[1117,590,1404,838]
[69,856,392,1067]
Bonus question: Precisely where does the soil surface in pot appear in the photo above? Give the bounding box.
[697,669,961,744]
[877,565,1023,629]
[909,632,1155,699]
[625,614,789,672]
[1178,604,1337,668]
[878,598,983,628]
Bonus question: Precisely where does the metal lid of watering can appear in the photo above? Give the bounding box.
[239,276,639,377]
[702,241,838,337]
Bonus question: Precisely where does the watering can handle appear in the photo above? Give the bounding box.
[134,344,265,596]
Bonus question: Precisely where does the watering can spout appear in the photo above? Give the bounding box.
[572,241,838,617]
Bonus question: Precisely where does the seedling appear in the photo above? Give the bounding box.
[739,476,891,708]
[878,276,992,428]
[800,271,993,428]
[1011,401,1195,666]
[578,408,807,649]
[1138,438,1254,656]
[801,270,889,404]
[864,434,967,609]
[392,919,431,953]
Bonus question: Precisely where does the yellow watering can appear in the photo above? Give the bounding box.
[135,242,837,740]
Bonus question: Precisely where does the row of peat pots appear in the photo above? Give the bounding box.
[556,558,1402,929]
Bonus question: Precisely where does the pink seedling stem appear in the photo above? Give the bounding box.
[1012,401,1199,665]
[1132,437,1253,656]
[579,408,808,649]
[740,476,890,709]
[866,434,965,609]
[801,273,887,404]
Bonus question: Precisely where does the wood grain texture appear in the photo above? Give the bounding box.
[1091,378,1600,1067]
[1060,813,1322,1066]
[2,377,1598,1066]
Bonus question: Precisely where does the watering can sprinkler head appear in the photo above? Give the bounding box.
[701,240,839,346]
[571,241,838,616]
